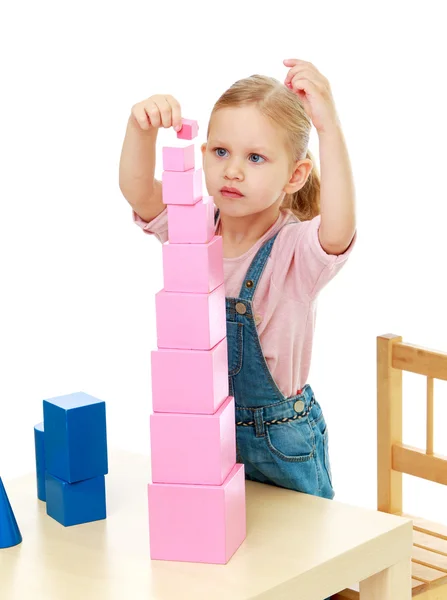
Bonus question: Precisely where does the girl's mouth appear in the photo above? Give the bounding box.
[221,187,244,198]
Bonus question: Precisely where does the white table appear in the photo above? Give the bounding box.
[0,449,412,599]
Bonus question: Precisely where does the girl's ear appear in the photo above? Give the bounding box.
[201,142,207,156]
[283,159,313,194]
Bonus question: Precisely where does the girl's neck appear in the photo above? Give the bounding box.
[216,203,282,247]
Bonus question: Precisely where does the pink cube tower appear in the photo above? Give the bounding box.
[148,118,246,564]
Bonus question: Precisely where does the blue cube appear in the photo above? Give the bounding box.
[45,472,106,527]
[43,392,108,483]
[34,422,46,502]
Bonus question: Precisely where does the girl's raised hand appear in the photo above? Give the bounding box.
[283,59,339,134]
[131,94,183,132]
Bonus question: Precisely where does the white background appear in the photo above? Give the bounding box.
[1,0,446,525]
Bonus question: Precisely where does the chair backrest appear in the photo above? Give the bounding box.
[377,334,447,515]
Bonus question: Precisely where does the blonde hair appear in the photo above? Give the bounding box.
[206,74,320,221]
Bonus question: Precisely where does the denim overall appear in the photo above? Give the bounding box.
[217,210,335,502]
[219,211,334,599]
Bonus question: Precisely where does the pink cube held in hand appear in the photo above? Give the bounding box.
[167,196,215,244]
[162,144,195,172]
[148,463,246,564]
[177,118,199,140]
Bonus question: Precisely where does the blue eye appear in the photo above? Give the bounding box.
[213,148,265,163]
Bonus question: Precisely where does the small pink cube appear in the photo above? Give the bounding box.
[162,235,223,293]
[177,119,199,140]
[162,145,195,172]
[155,283,225,350]
[167,196,215,244]
[162,168,203,205]
[151,337,229,414]
[150,395,236,485]
[148,463,246,564]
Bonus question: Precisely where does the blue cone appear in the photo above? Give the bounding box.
[0,477,22,548]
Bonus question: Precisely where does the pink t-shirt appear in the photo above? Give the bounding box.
[133,206,356,398]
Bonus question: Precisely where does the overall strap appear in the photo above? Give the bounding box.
[216,207,294,301]
[237,232,280,301]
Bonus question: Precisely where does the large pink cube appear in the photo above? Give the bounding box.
[162,235,223,293]
[155,283,225,350]
[167,196,215,244]
[151,337,229,414]
[162,145,195,172]
[150,395,236,485]
[148,463,246,564]
[177,118,199,140]
[162,168,202,205]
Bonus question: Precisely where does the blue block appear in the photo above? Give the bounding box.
[43,392,108,483]
[0,477,22,548]
[45,472,106,527]
[34,422,46,502]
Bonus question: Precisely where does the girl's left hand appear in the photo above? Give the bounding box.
[283,58,340,134]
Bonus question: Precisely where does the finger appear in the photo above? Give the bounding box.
[284,58,313,68]
[284,65,301,84]
[283,58,302,67]
[167,96,182,131]
[290,74,306,93]
[132,104,151,130]
[284,64,316,85]
[294,61,326,83]
[157,97,173,128]
[144,101,161,128]
[284,60,321,84]
[289,69,322,89]
[290,74,319,96]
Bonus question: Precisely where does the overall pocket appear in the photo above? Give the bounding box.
[265,418,315,462]
[226,321,244,376]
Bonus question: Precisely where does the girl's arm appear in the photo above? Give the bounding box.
[282,58,356,256]
[119,114,165,223]
[317,123,357,256]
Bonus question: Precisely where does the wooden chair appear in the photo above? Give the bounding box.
[335,333,447,600]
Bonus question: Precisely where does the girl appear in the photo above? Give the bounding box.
[119,58,356,505]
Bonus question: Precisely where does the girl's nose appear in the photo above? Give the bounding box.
[224,165,243,179]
